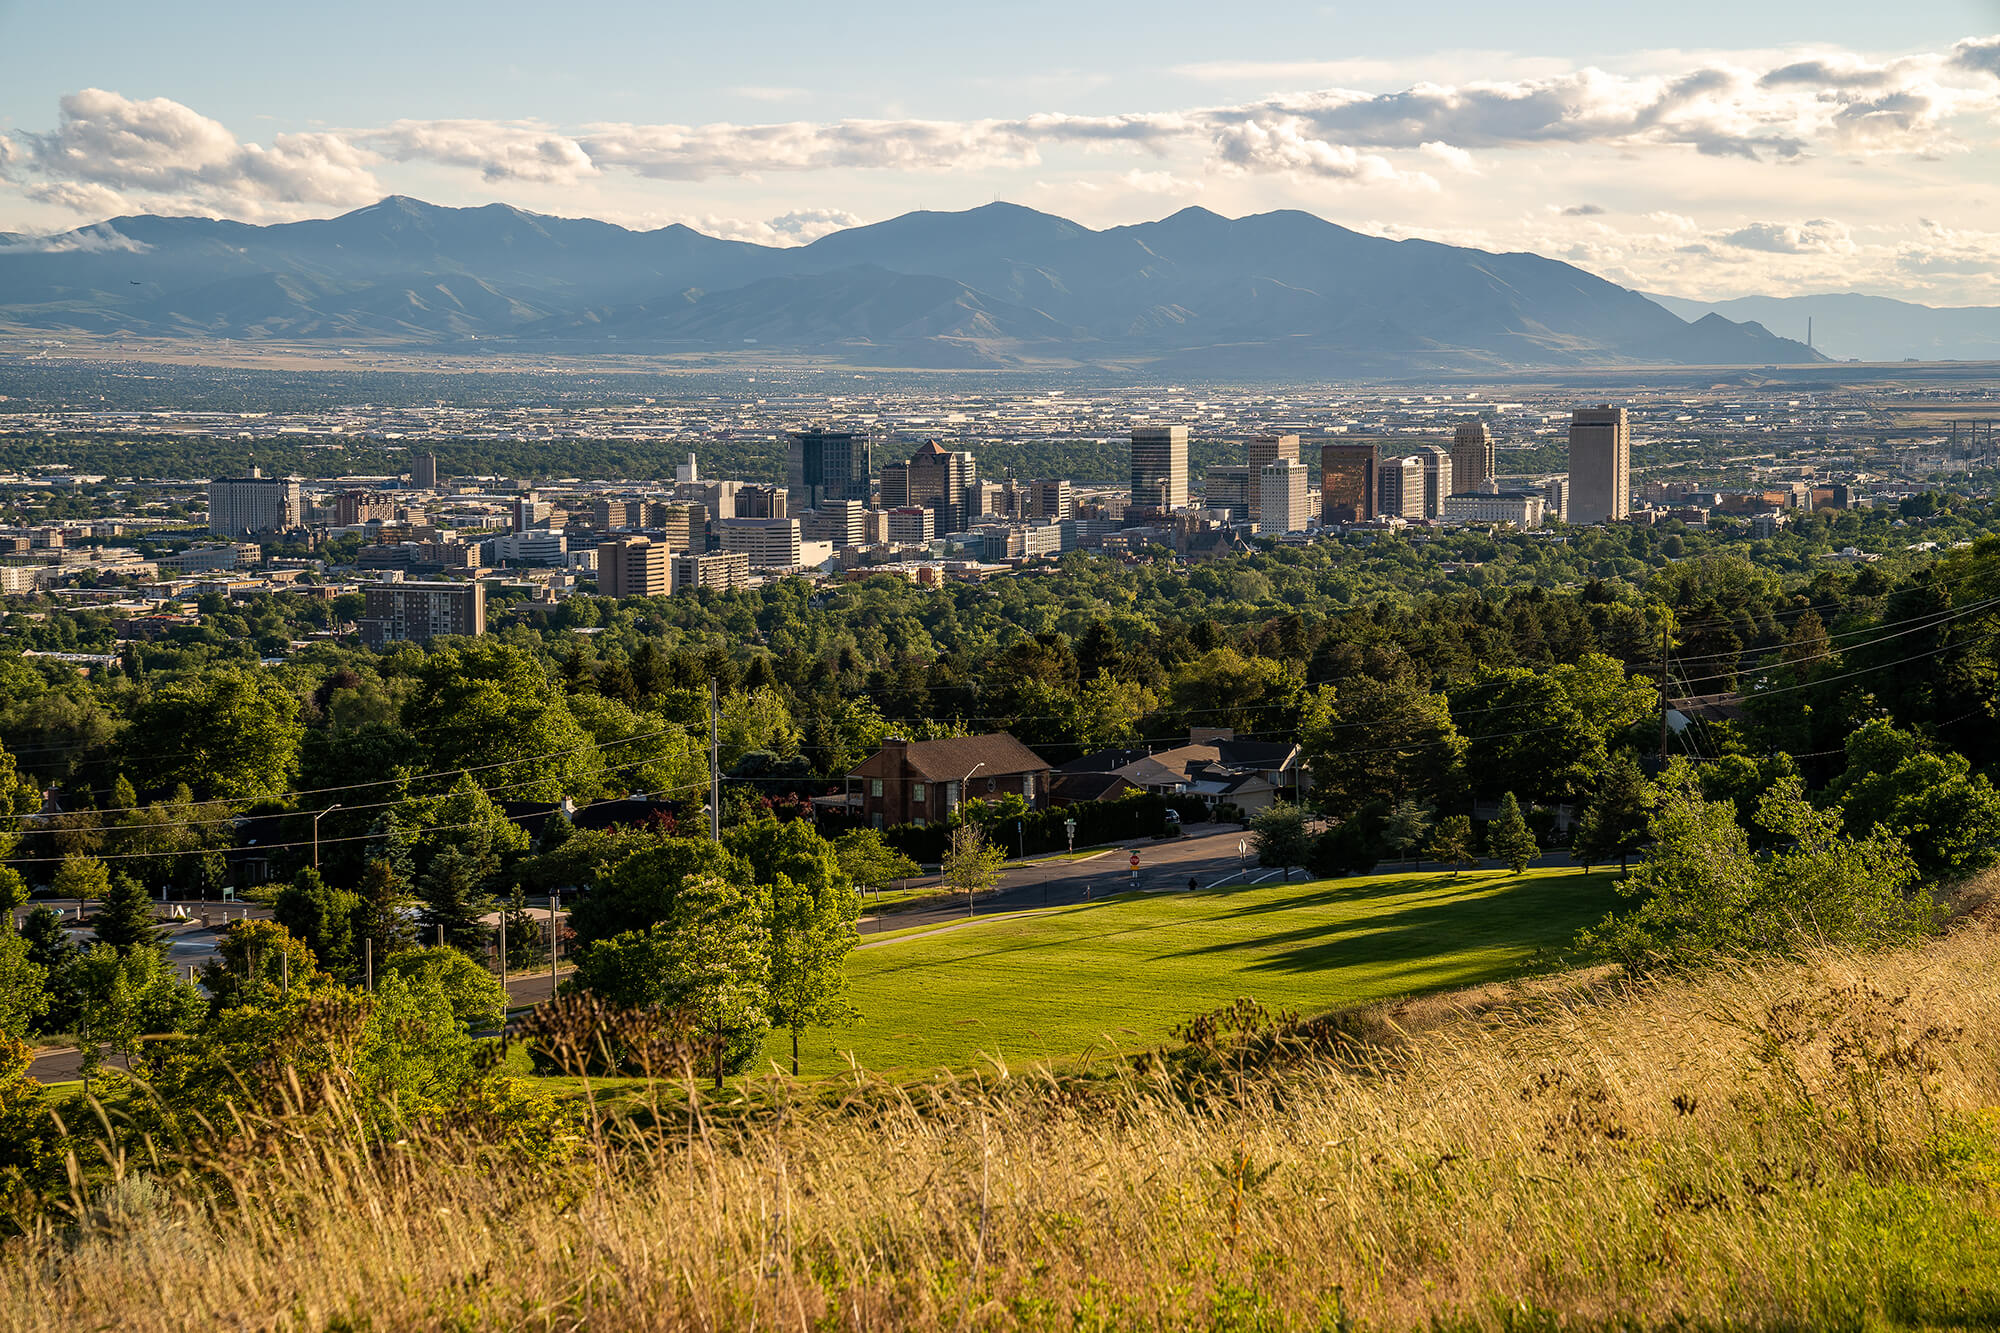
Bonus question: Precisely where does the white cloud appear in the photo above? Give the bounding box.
[0,221,150,253]
[1419,140,1477,172]
[1212,118,1433,186]
[363,120,596,184]
[1722,218,1856,255]
[14,88,380,218]
[766,207,863,243]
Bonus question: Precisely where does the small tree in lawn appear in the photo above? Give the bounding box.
[767,870,860,1075]
[90,866,162,955]
[834,828,921,901]
[1381,798,1433,870]
[1426,815,1475,876]
[1572,753,1653,873]
[1250,802,1314,880]
[666,874,770,1088]
[355,855,418,964]
[941,822,1005,914]
[1489,793,1537,874]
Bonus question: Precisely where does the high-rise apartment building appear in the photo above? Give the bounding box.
[1414,446,1453,519]
[1130,425,1189,512]
[1451,420,1494,494]
[208,469,302,537]
[357,581,485,649]
[1567,406,1631,524]
[718,517,802,570]
[411,453,440,491]
[1204,466,1254,520]
[1378,456,1425,520]
[1319,443,1379,524]
[800,499,867,548]
[786,428,872,512]
[672,550,752,593]
[596,536,671,599]
[1246,433,1299,513]
[1259,458,1310,534]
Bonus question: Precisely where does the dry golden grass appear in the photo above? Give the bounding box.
[8,923,2000,1332]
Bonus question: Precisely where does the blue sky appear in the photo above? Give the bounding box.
[4,0,1999,301]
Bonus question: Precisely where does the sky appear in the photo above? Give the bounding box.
[3,0,2000,304]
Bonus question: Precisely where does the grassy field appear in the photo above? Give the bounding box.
[775,865,1621,1075]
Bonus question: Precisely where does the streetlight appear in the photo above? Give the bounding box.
[312,804,344,871]
[957,761,986,813]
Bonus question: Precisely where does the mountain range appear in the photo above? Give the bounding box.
[0,196,1826,373]
[1644,291,2000,365]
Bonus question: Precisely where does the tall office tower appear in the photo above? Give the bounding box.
[737,484,788,520]
[411,453,439,490]
[357,581,485,649]
[1259,458,1310,534]
[511,492,551,534]
[592,498,643,530]
[718,517,803,569]
[596,536,671,599]
[1204,466,1254,520]
[648,501,705,552]
[902,438,978,534]
[1246,433,1299,513]
[1451,420,1495,493]
[1130,425,1190,512]
[886,506,935,544]
[879,462,910,509]
[1033,479,1073,522]
[1319,443,1380,523]
[1567,406,1631,524]
[674,453,699,485]
[1414,446,1454,518]
[208,469,302,537]
[786,428,872,512]
[1377,456,1425,519]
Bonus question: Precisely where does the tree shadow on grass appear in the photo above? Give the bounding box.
[1161,872,1620,978]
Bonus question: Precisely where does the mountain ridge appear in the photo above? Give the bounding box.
[0,196,1824,373]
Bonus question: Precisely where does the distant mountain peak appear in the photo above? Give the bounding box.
[0,195,1829,372]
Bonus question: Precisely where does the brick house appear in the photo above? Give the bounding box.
[847,734,1053,829]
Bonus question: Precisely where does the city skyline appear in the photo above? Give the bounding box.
[1,3,1997,304]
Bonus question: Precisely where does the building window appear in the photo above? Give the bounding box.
[913,818,926,829]
[1022,775,1034,798]
[912,782,926,804]
[870,779,883,798]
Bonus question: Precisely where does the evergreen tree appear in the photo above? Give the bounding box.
[1381,798,1434,870]
[354,856,418,968]
[1572,753,1653,872]
[1426,816,1476,877]
[91,867,162,955]
[273,867,362,980]
[19,907,81,1033]
[1489,793,1538,875]
[419,846,497,953]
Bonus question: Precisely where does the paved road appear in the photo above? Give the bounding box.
[857,824,1267,937]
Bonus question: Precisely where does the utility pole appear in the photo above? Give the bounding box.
[365,938,373,993]
[549,890,560,986]
[709,677,722,841]
[1658,617,1671,766]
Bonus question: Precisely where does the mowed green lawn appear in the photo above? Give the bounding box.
[772,866,1621,1076]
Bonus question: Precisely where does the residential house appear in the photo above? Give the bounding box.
[847,734,1053,829]
[1059,730,1304,814]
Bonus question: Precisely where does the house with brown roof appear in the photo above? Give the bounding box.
[846,734,1054,829]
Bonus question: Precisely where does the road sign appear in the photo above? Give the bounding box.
[1128,853,1140,869]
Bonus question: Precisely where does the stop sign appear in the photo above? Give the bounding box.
[1129,853,1140,868]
